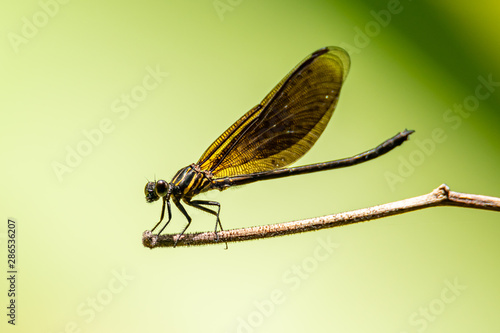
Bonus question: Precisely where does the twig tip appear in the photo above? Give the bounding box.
[142,230,157,249]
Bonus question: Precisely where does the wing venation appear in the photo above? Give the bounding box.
[197,46,351,178]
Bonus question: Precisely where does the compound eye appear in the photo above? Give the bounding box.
[155,180,169,197]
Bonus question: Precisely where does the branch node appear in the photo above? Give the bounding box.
[433,183,450,201]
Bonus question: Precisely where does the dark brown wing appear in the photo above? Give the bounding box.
[197,46,350,178]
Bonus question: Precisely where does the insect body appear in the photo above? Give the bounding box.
[145,46,413,246]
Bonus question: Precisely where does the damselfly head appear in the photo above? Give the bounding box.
[144,182,158,202]
[144,180,170,202]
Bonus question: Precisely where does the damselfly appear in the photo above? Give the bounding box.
[145,46,413,246]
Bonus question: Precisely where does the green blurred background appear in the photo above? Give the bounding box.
[1,0,499,332]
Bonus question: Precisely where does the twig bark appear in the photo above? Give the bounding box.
[142,184,500,249]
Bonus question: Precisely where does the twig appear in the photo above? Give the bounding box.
[142,184,500,248]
